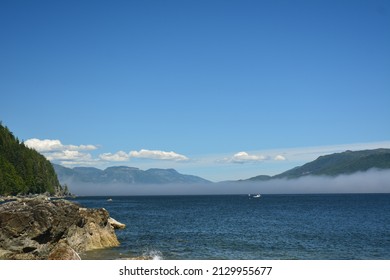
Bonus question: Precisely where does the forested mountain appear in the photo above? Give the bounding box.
[53,164,211,185]
[0,122,62,195]
[247,148,390,181]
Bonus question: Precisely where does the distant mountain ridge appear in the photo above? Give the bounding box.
[247,148,390,181]
[53,148,390,186]
[53,164,211,185]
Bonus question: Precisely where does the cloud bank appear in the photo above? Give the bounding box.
[65,169,390,196]
[24,138,97,152]
[129,149,189,161]
[98,149,190,162]
[99,151,130,162]
[24,138,190,166]
[231,152,267,163]
[221,151,287,164]
[24,138,98,165]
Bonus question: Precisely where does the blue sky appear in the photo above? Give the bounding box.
[1,0,390,181]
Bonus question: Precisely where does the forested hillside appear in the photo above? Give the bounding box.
[0,122,62,195]
[247,148,390,181]
[273,149,390,179]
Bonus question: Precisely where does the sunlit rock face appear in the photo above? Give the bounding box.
[0,197,121,260]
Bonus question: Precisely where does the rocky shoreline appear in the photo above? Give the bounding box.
[0,196,125,260]
[0,193,75,203]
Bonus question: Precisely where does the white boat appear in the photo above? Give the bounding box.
[252,194,261,198]
[107,198,113,202]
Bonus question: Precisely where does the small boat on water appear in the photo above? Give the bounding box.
[107,198,113,202]
[252,194,261,198]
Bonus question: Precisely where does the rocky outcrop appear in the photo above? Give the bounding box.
[0,197,123,260]
[48,241,81,260]
[108,217,126,229]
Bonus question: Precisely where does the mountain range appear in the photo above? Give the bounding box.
[53,164,211,185]
[53,148,390,186]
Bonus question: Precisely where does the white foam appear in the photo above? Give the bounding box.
[143,249,163,260]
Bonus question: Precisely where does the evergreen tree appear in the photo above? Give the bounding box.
[0,122,60,195]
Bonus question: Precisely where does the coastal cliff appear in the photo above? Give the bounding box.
[0,197,122,260]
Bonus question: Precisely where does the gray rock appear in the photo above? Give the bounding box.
[0,197,123,260]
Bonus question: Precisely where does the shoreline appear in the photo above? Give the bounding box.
[0,193,76,203]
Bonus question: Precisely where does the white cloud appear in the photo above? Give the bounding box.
[274,155,286,161]
[24,138,97,166]
[23,138,191,165]
[68,144,97,151]
[59,160,98,166]
[230,152,267,163]
[219,152,288,164]
[24,139,63,152]
[129,149,189,161]
[45,150,93,161]
[99,151,130,162]
[24,138,97,152]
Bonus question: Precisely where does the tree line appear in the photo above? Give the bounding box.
[0,122,67,196]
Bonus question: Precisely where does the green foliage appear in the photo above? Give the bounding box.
[0,122,60,195]
[247,149,390,181]
[274,149,390,179]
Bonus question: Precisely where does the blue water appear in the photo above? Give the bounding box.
[71,194,390,260]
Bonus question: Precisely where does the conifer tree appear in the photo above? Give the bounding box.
[0,122,60,195]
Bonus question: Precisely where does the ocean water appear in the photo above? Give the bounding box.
[71,194,390,260]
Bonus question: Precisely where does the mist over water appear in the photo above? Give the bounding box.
[67,169,390,196]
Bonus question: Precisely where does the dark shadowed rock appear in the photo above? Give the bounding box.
[0,197,123,260]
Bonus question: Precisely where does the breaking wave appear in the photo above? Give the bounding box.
[142,249,163,260]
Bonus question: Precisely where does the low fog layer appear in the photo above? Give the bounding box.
[66,169,390,196]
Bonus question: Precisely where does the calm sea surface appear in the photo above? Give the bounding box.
[71,194,390,260]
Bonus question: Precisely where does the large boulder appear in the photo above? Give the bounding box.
[0,197,122,260]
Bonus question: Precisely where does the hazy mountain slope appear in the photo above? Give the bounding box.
[247,149,390,181]
[53,164,211,185]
